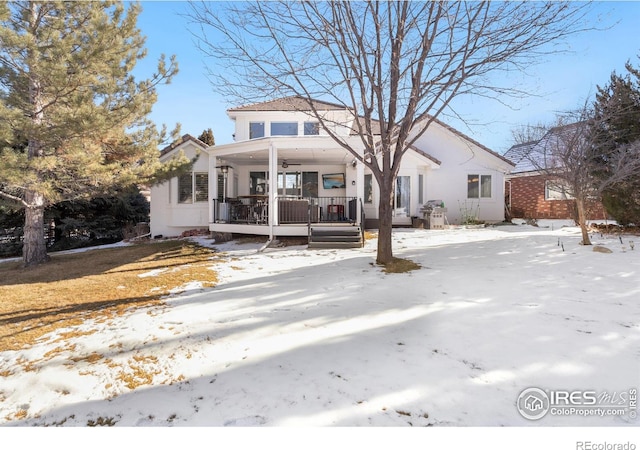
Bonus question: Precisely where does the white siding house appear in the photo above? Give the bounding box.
[149,135,210,237]
[149,97,514,239]
[408,118,515,226]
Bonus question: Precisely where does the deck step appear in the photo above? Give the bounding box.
[311,229,361,237]
[308,226,364,249]
[310,236,361,243]
[307,241,363,249]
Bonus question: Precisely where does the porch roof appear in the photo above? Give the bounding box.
[207,136,355,167]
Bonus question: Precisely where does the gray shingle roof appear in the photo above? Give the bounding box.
[503,141,540,173]
[504,122,583,173]
[228,96,348,112]
[159,134,208,157]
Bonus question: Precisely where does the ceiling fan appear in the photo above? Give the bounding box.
[281,159,301,169]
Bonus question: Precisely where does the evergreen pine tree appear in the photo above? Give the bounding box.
[198,128,215,146]
[593,60,640,225]
[0,1,191,266]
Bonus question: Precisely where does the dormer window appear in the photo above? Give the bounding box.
[249,122,265,139]
[304,121,320,135]
[271,122,298,136]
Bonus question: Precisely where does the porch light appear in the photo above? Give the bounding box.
[215,165,231,205]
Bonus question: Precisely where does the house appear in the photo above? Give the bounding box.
[503,126,607,220]
[149,134,210,236]
[150,97,514,242]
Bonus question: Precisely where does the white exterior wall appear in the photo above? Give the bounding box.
[362,152,432,225]
[411,123,511,224]
[231,110,354,142]
[150,142,210,237]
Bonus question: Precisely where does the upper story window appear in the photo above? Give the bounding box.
[467,174,492,199]
[250,122,265,139]
[304,121,320,135]
[271,122,298,136]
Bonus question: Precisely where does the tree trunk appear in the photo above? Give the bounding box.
[376,182,394,265]
[576,197,592,246]
[23,190,49,266]
[22,2,49,267]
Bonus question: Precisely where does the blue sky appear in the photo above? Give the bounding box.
[134,1,640,154]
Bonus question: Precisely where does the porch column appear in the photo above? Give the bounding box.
[268,142,278,238]
[356,157,365,226]
[210,157,219,223]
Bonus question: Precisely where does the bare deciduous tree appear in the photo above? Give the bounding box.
[510,123,549,147]
[520,106,640,245]
[188,1,592,264]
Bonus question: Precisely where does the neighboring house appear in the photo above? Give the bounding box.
[150,96,514,240]
[503,127,607,220]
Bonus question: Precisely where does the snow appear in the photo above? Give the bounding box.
[1,223,638,442]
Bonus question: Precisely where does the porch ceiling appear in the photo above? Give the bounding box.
[213,142,353,167]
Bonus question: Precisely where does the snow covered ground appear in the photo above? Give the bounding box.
[1,222,638,436]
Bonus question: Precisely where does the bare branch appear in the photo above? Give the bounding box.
[0,188,28,208]
[187,0,595,261]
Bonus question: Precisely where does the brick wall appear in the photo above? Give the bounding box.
[506,174,607,220]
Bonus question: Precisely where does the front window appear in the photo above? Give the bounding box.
[302,172,318,197]
[194,173,209,202]
[250,171,267,195]
[250,122,265,139]
[278,171,302,196]
[545,180,574,200]
[271,122,298,136]
[179,172,208,203]
[468,174,492,199]
[304,121,319,135]
[178,174,192,203]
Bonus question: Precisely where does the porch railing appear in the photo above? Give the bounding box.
[277,196,359,224]
[213,196,359,225]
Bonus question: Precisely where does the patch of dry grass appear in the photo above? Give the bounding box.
[381,257,421,274]
[116,354,161,390]
[0,240,219,352]
[364,231,378,241]
[87,416,117,427]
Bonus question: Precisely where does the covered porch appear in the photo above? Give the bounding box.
[207,137,365,239]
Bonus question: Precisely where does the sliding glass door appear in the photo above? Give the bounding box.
[393,176,411,217]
